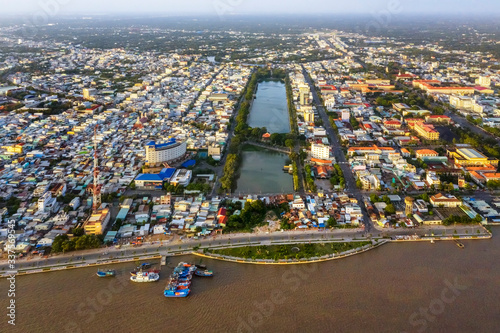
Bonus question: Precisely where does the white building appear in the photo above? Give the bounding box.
[311,143,330,160]
[476,76,491,88]
[69,197,80,209]
[341,109,350,122]
[170,169,192,187]
[145,139,187,165]
[38,192,56,212]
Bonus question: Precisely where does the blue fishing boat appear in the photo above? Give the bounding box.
[164,287,190,297]
[164,262,197,298]
[96,269,115,277]
[195,270,214,277]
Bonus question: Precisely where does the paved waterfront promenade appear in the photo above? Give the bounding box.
[0,224,491,277]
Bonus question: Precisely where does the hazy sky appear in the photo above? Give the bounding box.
[3,0,500,16]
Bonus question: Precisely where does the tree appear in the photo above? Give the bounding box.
[285,139,294,149]
[327,217,337,228]
[385,204,396,215]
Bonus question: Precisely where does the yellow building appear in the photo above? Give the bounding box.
[2,144,23,154]
[412,122,439,140]
[84,208,110,235]
[448,148,499,167]
[304,109,315,123]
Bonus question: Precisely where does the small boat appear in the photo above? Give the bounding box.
[430,239,435,244]
[195,264,207,269]
[130,268,159,276]
[455,241,465,249]
[164,287,190,298]
[96,269,115,277]
[139,263,151,269]
[195,270,214,277]
[130,271,160,282]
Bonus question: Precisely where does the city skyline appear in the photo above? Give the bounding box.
[2,0,500,16]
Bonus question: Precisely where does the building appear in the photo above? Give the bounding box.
[415,149,439,159]
[405,197,414,216]
[430,193,462,208]
[476,76,491,88]
[347,145,396,156]
[341,109,350,122]
[170,169,192,187]
[450,95,474,109]
[208,92,229,102]
[38,192,56,212]
[84,208,111,235]
[410,122,439,140]
[83,88,97,100]
[426,172,441,187]
[145,139,187,166]
[208,143,222,160]
[448,147,499,167]
[311,143,330,160]
[0,86,24,96]
[2,144,24,154]
[304,109,315,123]
[299,85,310,105]
[134,168,176,189]
[412,80,474,95]
[425,115,451,125]
[383,119,402,129]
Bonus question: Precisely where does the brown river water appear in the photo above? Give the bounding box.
[2,228,500,333]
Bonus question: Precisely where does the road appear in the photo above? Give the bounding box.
[210,78,249,197]
[301,65,373,231]
[3,222,489,273]
[445,110,500,144]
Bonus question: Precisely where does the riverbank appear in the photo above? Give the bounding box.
[194,240,382,265]
[0,226,492,277]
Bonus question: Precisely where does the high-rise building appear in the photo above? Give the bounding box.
[299,85,310,105]
[341,109,350,122]
[145,139,187,166]
[83,88,97,100]
[304,109,315,123]
[311,143,330,160]
[405,197,414,216]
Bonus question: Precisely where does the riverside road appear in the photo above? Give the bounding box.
[1,223,488,273]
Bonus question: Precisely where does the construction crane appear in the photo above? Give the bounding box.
[91,125,102,212]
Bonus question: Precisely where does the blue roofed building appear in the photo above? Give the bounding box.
[181,159,196,168]
[134,168,177,189]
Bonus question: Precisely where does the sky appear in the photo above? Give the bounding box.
[2,0,500,16]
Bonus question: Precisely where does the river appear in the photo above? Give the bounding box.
[247,80,290,134]
[236,145,293,194]
[2,228,500,333]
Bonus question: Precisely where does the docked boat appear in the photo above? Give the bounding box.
[96,269,115,277]
[130,268,159,276]
[195,264,207,269]
[164,286,190,297]
[195,270,214,277]
[130,271,159,282]
[164,262,197,297]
